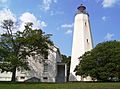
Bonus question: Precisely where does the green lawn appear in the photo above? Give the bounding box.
[0,82,120,89]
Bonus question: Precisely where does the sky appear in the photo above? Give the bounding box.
[0,0,120,56]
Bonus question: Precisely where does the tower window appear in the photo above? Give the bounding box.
[85,22,86,26]
[87,39,88,43]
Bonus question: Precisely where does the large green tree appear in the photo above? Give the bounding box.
[0,20,53,82]
[75,41,120,81]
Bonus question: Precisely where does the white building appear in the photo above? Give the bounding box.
[0,46,67,82]
[69,4,93,81]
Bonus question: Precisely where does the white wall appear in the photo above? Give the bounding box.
[69,13,93,81]
[0,46,62,82]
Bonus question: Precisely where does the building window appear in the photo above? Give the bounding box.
[43,63,48,72]
[43,77,48,80]
[20,76,25,79]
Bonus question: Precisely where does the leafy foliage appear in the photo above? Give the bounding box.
[0,20,53,81]
[75,41,120,81]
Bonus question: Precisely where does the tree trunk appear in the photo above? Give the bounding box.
[11,67,16,82]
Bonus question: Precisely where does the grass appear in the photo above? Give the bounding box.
[0,82,120,89]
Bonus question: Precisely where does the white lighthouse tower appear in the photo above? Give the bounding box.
[69,4,93,81]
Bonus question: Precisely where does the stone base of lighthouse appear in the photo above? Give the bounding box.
[69,73,92,81]
[69,57,92,81]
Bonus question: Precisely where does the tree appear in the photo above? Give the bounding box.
[0,20,53,82]
[61,54,71,81]
[75,41,120,81]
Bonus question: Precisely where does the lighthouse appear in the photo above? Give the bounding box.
[69,4,93,81]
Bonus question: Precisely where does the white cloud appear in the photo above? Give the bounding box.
[0,8,16,33]
[61,23,73,35]
[0,9,47,33]
[61,23,73,28]
[41,21,47,27]
[102,16,107,21]
[95,0,101,3]
[0,0,9,8]
[50,11,64,16]
[102,0,120,8]
[50,11,54,15]
[104,33,114,40]
[65,29,72,34]
[0,0,8,4]
[41,0,57,11]
[19,12,47,31]
[0,8,16,22]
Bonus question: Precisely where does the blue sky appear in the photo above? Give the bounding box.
[0,0,120,56]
